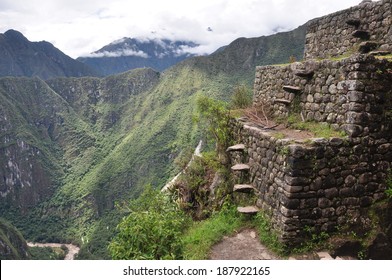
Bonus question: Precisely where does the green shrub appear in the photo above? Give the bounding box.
[230,84,252,109]
[196,95,234,158]
[108,187,189,260]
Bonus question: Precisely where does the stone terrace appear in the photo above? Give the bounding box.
[228,0,392,246]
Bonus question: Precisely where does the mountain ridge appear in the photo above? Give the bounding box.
[0,29,98,79]
[78,37,200,75]
[0,24,306,259]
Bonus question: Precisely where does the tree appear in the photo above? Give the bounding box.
[196,95,233,161]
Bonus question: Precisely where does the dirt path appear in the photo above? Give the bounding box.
[27,242,80,260]
[209,228,278,260]
[208,228,357,260]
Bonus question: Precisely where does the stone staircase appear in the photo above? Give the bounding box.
[227,143,259,215]
[347,17,391,55]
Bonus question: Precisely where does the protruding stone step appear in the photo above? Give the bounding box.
[346,18,361,28]
[233,184,256,193]
[294,69,314,78]
[273,98,291,105]
[283,85,301,94]
[226,144,246,152]
[352,30,370,40]
[231,164,250,172]
[237,206,259,215]
[358,41,379,53]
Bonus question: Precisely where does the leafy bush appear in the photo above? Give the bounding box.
[196,95,233,158]
[108,186,189,260]
[230,84,252,109]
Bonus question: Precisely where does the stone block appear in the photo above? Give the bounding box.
[319,198,332,209]
[325,188,339,199]
[284,175,310,186]
[281,196,301,209]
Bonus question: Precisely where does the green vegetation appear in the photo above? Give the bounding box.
[286,114,346,138]
[0,218,29,260]
[108,189,244,260]
[108,93,241,260]
[196,95,234,157]
[272,132,286,140]
[0,24,306,259]
[174,152,224,219]
[290,227,330,256]
[109,187,189,260]
[183,204,243,259]
[253,212,286,256]
[230,84,253,109]
[29,246,67,260]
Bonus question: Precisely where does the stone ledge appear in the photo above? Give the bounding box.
[231,164,250,172]
[273,98,291,105]
[234,184,256,193]
[352,30,370,40]
[283,85,302,93]
[237,206,259,214]
[226,144,246,152]
[346,18,361,27]
[293,69,314,78]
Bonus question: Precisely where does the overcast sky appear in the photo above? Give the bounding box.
[0,0,362,58]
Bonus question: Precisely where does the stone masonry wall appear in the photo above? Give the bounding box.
[305,0,392,59]
[231,119,392,245]
[240,53,392,246]
[253,54,392,138]
[229,0,392,247]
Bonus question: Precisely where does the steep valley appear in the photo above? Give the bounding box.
[0,25,305,259]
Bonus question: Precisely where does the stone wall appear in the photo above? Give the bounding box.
[230,119,392,245]
[249,54,392,245]
[230,0,392,248]
[253,54,392,138]
[305,0,392,59]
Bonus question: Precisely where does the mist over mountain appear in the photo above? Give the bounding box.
[0,30,98,79]
[78,37,200,76]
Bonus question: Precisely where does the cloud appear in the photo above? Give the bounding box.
[85,49,149,58]
[0,0,361,58]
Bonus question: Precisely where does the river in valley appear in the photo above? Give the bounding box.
[27,242,80,260]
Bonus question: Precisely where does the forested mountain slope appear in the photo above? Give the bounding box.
[0,25,306,259]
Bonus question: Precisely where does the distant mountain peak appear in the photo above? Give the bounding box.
[4,29,28,40]
[78,37,200,75]
[84,37,199,59]
[0,29,98,79]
